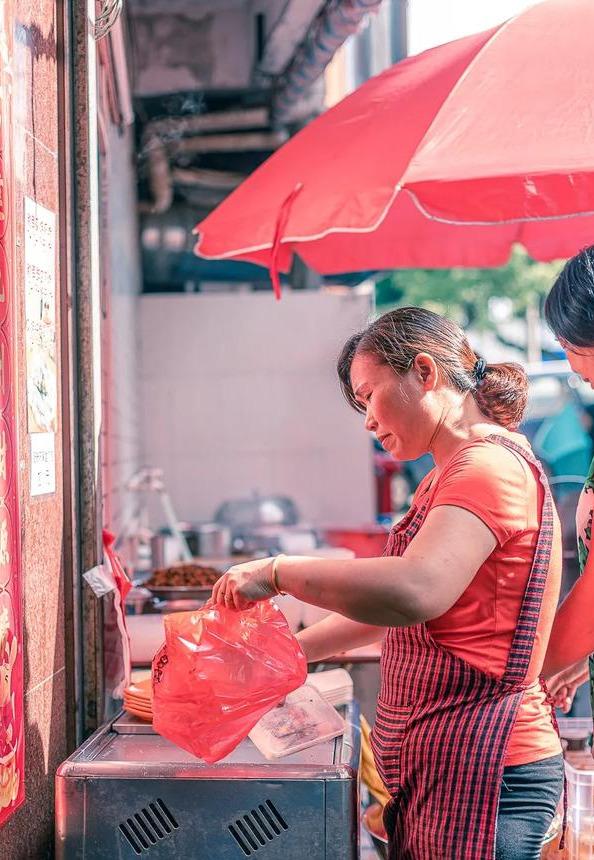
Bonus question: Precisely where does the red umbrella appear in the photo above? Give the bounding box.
[194,0,594,298]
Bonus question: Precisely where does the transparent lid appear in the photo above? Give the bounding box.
[558,717,593,741]
[249,684,345,760]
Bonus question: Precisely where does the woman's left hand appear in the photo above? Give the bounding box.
[211,557,278,611]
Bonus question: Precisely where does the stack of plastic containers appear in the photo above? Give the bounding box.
[559,718,594,858]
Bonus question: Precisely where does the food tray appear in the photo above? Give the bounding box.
[140,556,255,602]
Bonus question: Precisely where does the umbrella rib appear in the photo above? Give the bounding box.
[404,187,594,227]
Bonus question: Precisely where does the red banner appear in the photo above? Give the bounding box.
[0,76,24,826]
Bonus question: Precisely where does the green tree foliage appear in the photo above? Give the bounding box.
[375,247,564,328]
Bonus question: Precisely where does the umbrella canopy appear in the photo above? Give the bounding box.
[194,0,594,297]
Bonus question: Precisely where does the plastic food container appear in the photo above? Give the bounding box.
[564,750,594,859]
[556,717,594,859]
[558,717,593,742]
[248,684,345,759]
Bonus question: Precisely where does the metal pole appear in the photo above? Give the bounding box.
[56,0,86,749]
[71,0,105,736]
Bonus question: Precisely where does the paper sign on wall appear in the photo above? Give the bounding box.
[24,197,57,496]
[29,432,55,496]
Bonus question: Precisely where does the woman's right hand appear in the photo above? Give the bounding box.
[546,658,589,713]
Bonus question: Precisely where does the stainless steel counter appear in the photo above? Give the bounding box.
[56,704,360,859]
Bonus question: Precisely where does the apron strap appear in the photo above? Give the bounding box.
[485,436,555,685]
[384,501,430,556]
[488,436,565,848]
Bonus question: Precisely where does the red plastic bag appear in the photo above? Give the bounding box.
[151,600,307,763]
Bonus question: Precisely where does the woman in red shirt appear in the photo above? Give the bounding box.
[542,247,594,712]
[213,307,563,860]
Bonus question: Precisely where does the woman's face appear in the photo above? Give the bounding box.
[563,343,594,389]
[350,352,437,461]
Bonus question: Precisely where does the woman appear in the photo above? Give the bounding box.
[542,246,594,711]
[213,308,564,860]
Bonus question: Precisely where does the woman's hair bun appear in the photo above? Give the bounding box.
[473,362,528,431]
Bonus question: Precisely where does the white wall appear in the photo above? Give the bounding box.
[139,287,376,526]
[103,124,143,533]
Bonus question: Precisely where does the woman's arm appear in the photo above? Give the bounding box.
[543,548,594,677]
[276,506,496,625]
[213,504,497,624]
[295,613,386,663]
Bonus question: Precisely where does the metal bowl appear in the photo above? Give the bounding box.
[361,803,387,859]
[142,556,260,605]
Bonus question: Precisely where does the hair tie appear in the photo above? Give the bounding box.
[473,358,488,383]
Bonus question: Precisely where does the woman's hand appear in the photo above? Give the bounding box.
[211,557,277,611]
[546,659,589,713]
[543,549,594,677]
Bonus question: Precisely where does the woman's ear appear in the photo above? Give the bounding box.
[413,353,439,389]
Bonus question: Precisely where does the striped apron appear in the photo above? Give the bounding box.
[370,435,557,859]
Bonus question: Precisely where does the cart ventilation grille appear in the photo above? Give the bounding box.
[228,799,289,856]
[118,798,179,855]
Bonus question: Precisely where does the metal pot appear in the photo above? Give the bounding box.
[150,523,231,565]
[150,532,181,569]
[214,493,299,530]
[193,523,231,557]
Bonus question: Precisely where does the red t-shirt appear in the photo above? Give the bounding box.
[411,433,562,766]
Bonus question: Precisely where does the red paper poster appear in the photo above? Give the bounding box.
[0,67,24,826]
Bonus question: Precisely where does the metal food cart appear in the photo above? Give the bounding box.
[56,704,361,859]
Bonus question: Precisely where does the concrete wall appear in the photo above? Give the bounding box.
[139,288,376,528]
[131,0,281,95]
[2,1,68,856]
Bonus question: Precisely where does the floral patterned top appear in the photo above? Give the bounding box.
[577,457,594,711]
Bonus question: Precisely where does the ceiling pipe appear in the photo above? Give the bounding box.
[172,130,288,155]
[171,167,245,190]
[273,0,384,122]
[137,108,280,214]
[138,137,173,214]
[143,107,269,140]
[254,0,327,82]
